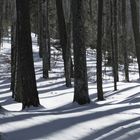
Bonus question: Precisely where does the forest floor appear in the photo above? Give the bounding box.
[0,34,140,140]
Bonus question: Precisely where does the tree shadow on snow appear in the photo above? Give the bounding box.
[1,103,140,140]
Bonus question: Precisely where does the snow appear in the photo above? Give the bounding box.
[0,34,140,140]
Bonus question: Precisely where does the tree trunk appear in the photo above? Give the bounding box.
[11,0,16,96]
[15,0,40,109]
[110,0,117,91]
[0,0,3,45]
[56,0,72,87]
[42,0,49,78]
[38,0,43,58]
[104,0,112,67]
[63,0,74,78]
[72,0,90,105]
[113,0,119,82]
[96,0,104,100]
[130,0,140,77]
[47,0,51,70]
[122,0,129,82]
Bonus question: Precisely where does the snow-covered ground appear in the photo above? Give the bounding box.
[0,35,140,140]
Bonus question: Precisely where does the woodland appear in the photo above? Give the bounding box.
[0,0,140,140]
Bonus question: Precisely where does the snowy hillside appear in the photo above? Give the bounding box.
[0,35,140,140]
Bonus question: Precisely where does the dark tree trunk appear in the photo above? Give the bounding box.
[130,0,140,77]
[11,0,16,96]
[42,0,49,78]
[38,0,43,58]
[122,0,129,82]
[104,0,112,67]
[113,0,119,82]
[96,0,104,100]
[15,0,40,109]
[110,0,117,91]
[56,0,72,87]
[72,0,90,105]
[47,0,51,70]
[0,0,3,45]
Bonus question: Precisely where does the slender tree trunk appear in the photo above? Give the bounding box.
[42,0,49,78]
[11,0,16,96]
[104,0,112,66]
[0,0,3,45]
[47,0,51,70]
[56,0,72,87]
[130,0,140,77]
[97,0,104,100]
[113,0,119,82]
[72,0,90,105]
[110,0,117,91]
[122,0,129,82]
[63,0,74,78]
[38,0,43,58]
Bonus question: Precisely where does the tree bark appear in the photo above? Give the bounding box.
[56,0,72,87]
[15,0,40,109]
[0,0,3,45]
[72,0,90,105]
[113,0,119,82]
[130,0,140,77]
[96,0,104,100]
[122,0,129,82]
[42,0,49,78]
[110,0,117,91]
[10,0,16,96]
